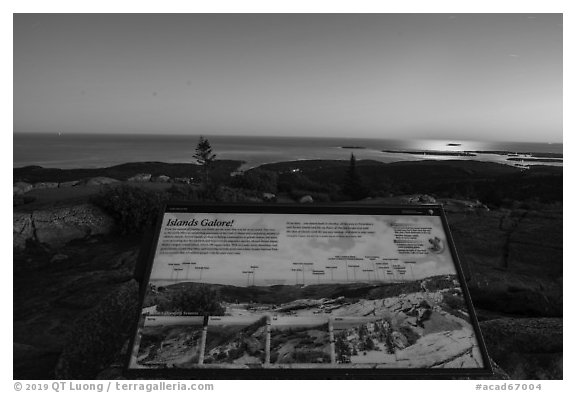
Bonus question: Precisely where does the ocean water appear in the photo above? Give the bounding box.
[13,133,563,170]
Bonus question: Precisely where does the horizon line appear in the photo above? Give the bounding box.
[12,131,563,145]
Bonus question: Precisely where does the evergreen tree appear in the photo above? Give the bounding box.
[193,136,217,187]
[364,337,375,350]
[342,153,368,200]
[384,325,395,354]
[335,334,351,363]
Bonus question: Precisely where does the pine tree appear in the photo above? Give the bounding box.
[364,337,375,350]
[342,153,368,200]
[335,334,352,363]
[193,136,217,187]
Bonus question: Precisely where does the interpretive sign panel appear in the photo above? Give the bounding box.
[127,204,492,378]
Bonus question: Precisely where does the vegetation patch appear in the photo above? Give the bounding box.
[91,184,168,234]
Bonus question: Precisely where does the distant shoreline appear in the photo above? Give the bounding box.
[14,156,563,185]
[13,160,243,184]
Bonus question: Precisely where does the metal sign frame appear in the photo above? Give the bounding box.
[126,203,493,379]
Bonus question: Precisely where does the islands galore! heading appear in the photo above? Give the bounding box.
[166,218,235,227]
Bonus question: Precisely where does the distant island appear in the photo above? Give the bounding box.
[379,149,563,160]
[466,151,563,159]
[340,146,366,149]
[447,143,461,146]
[507,157,563,163]
[381,150,476,157]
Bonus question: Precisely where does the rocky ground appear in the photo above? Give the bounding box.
[449,206,563,379]
[449,207,563,318]
[13,233,143,379]
[13,194,562,379]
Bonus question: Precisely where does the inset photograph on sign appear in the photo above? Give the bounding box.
[130,315,205,369]
[128,205,490,374]
[269,316,331,366]
[204,316,267,367]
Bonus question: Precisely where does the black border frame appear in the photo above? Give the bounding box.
[125,202,493,379]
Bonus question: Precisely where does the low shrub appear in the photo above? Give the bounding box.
[157,285,225,315]
[398,326,420,346]
[229,169,278,194]
[167,183,258,203]
[278,172,331,194]
[289,189,332,202]
[167,184,208,201]
[292,350,330,363]
[443,293,465,311]
[91,184,168,234]
[13,194,37,206]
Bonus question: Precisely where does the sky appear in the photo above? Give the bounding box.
[13,13,563,142]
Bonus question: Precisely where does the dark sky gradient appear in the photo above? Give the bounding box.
[13,14,562,142]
